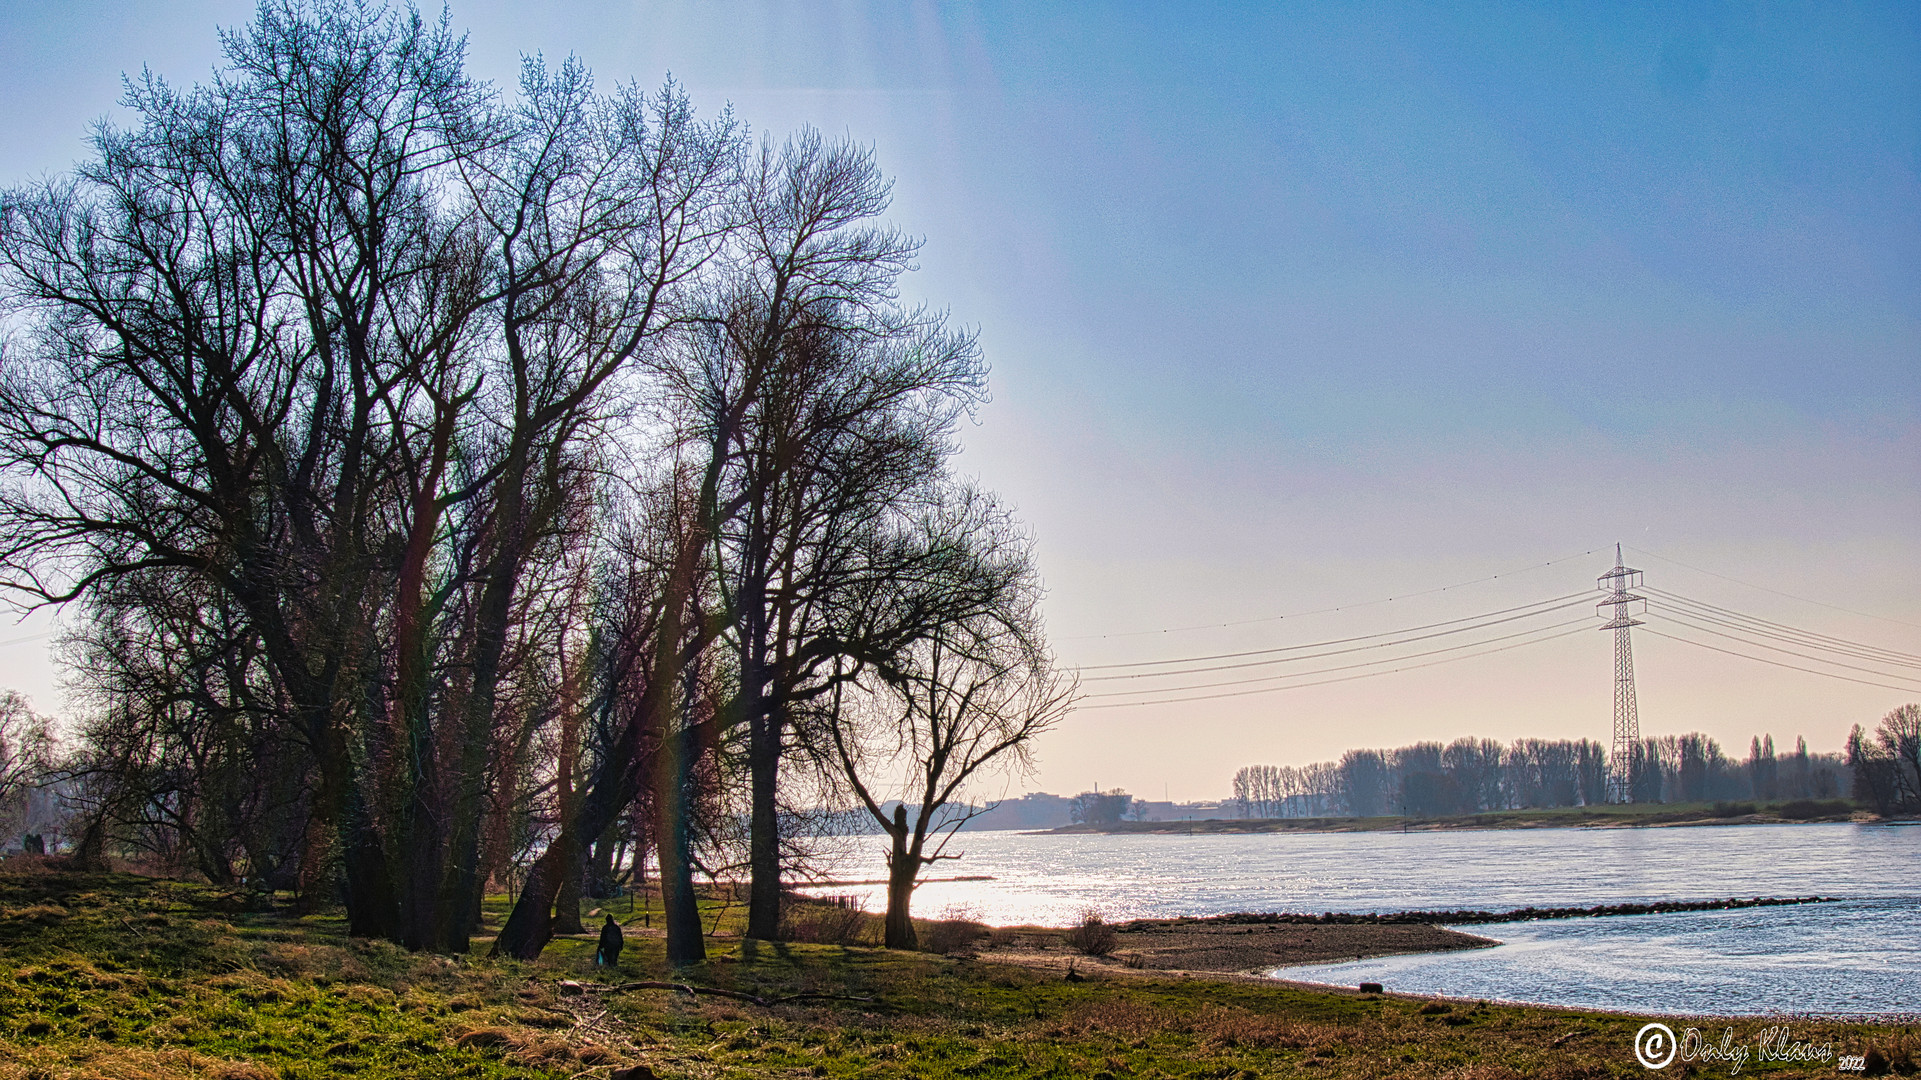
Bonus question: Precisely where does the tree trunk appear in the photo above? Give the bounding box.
[588,822,620,899]
[552,826,587,934]
[72,817,108,872]
[335,751,400,940]
[551,669,587,936]
[647,450,726,969]
[491,686,654,959]
[629,829,649,894]
[654,717,705,966]
[491,838,568,959]
[745,699,783,940]
[882,806,918,950]
[342,815,400,940]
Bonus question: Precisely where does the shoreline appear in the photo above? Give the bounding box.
[964,897,1830,982]
[958,894,1845,1004]
[1107,894,1835,927]
[970,920,1499,980]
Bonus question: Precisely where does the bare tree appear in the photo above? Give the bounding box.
[0,691,53,815]
[1,0,1047,968]
[819,489,1074,949]
[687,129,985,941]
[1850,704,1921,815]
[0,0,735,949]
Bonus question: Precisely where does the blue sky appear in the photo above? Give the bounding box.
[2,1,1916,798]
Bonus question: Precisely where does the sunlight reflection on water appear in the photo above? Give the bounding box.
[796,823,1920,1014]
[1285,897,1919,1016]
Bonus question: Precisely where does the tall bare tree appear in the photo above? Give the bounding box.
[697,130,986,941]
[819,487,1074,949]
[0,0,735,949]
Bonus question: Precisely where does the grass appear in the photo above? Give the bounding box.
[0,860,1911,1079]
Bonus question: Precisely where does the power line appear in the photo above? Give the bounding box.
[1639,627,1921,695]
[1653,606,1921,672]
[1646,587,1921,668]
[1648,610,1921,683]
[1084,597,1594,681]
[1078,590,1593,673]
[1075,623,1593,710]
[1058,547,1605,641]
[1063,546,1921,711]
[1083,616,1594,698]
[1625,545,1921,631]
[1649,601,1921,671]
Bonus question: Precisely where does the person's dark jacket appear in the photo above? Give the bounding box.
[595,915,624,967]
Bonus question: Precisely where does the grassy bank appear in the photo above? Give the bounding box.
[0,863,1910,1079]
[1053,799,1869,834]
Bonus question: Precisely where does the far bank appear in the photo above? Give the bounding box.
[1043,798,1876,834]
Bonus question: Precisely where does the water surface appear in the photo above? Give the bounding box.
[799,823,1920,1015]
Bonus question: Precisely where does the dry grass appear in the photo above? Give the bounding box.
[920,916,990,955]
[1063,910,1117,957]
[0,867,1907,1080]
[780,894,875,945]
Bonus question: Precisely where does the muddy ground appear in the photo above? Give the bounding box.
[975,919,1496,978]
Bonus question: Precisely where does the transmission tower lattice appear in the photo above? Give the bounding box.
[1598,544,1646,803]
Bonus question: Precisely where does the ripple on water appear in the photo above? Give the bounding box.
[798,822,1921,1015]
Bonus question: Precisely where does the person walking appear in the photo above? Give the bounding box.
[596,914,625,968]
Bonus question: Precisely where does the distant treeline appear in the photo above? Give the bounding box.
[1233,732,1846,819]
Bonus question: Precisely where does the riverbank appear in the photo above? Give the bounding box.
[0,866,1910,1079]
[972,919,1497,977]
[1048,798,1870,834]
[963,897,1830,978]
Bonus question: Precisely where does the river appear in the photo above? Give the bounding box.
[797,822,1920,1016]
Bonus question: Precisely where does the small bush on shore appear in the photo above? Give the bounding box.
[779,894,873,945]
[1066,910,1118,957]
[922,916,990,954]
[1777,798,1854,820]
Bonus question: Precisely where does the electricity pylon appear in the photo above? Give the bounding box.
[1598,544,1646,803]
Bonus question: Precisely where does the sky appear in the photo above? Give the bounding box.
[1,1,1916,801]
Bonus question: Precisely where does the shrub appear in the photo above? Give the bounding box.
[920,903,989,954]
[780,895,872,945]
[1065,910,1118,957]
[1777,799,1852,820]
[922,917,989,954]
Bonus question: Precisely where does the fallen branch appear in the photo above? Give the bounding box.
[556,980,875,1008]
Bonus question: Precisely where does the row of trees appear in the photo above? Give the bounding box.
[0,0,1071,959]
[1066,788,1141,827]
[0,693,56,843]
[1848,705,1920,816]
[1233,729,1849,819]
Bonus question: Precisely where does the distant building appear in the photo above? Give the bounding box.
[1130,800,1234,822]
[962,792,1074,830]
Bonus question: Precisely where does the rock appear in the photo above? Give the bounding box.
[1358,982,1383,994]
[611,1066,659,1080]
